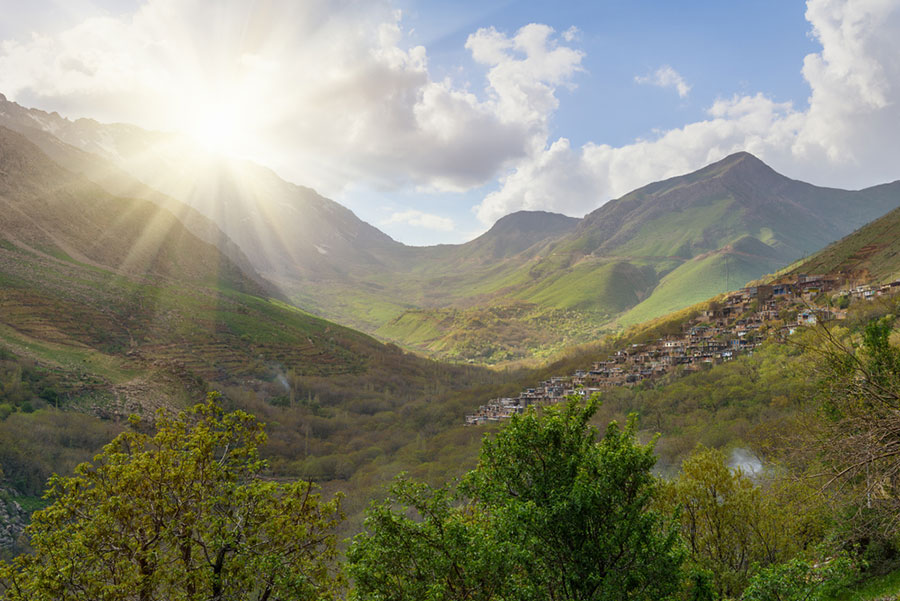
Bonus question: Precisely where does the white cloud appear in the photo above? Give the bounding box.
[5,0,899,236]
[475,0,900,224]
[382,209,455,231]
[635,65,691,98]
[0,2,583,198]
[466,23,584,130]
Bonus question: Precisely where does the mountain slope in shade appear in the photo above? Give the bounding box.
[787,197,900,284]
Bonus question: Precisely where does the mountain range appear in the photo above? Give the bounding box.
[2,94,899,363]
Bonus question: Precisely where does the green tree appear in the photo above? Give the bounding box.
[347,478,513,601]
[349,395,684,601]
[813,315,900,539]
[659,446,821,599]
[0,393,344,601]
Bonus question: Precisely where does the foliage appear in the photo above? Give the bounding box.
[0,393,344,601]
[347,478,512,601]
[741,552,857,601]
[659,446,825,598]
[812,314,900,539]
[0,348,79,414]
[0,410,123,496]
[349,395,685,601]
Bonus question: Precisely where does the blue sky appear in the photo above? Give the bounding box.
[403,0,817,146]
[1,1,898,246]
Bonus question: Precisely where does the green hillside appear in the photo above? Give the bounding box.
[788,200,900,283]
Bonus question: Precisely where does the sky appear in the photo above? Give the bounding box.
[1,0,899,246]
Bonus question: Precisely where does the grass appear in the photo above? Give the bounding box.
[794,205,900,284]
[0,322,139,384]
[8,495,50,516]
[831,569,900,600]
[514,260,655,312]
[618,249,785,327]
[613,196,737,258]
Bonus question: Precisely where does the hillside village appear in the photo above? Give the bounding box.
[465,275,900,425]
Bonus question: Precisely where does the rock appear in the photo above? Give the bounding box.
[0,487,29,550]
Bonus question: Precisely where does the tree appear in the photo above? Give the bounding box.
[0,394,344,601]
[348,395,684,601]
[812,315,900,538]
[347,478,513,601]
[658,446,822,599]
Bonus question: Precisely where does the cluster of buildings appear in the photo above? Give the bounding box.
[464,274,900,425]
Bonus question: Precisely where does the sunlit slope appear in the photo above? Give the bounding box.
[0,128,471,398]
[618,237,787,327]
[787,195,900,283]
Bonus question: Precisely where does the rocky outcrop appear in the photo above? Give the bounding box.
[0,488,28,550]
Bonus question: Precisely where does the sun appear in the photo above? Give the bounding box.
[184,102,251,156]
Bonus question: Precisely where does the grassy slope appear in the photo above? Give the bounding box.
[373,258,662,364]
[790,204,900,284]
[831,569,900,600]
[618,244,786,327]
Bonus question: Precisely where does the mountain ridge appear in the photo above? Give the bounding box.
[4,93,900,363]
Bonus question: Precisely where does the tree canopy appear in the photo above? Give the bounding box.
[348,395,684,601]
[0,394,344,601]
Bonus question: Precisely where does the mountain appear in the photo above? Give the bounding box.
[572,152,874,259]
[0,128,547,532]
[0,93,405,281]
[4,94,900,363]
[786,195,900,284]
[0,126,266,292]
[453,211,579,260]
[374,153,900,358]
[559,151,900,326]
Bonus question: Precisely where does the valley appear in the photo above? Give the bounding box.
[2,91,900,598]
[4,94,899,364]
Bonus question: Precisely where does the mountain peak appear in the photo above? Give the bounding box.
[461,211,579,259]
[489,210,579,235]
[703,151,776,178]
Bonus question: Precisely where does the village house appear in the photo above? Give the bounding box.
[464,275,897,425]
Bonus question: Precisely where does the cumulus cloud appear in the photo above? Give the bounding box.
[4,0,900,235]
[0,2,583,198]
[382,209,455,231]
[475,0,900,224]
[635,65,692,98]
